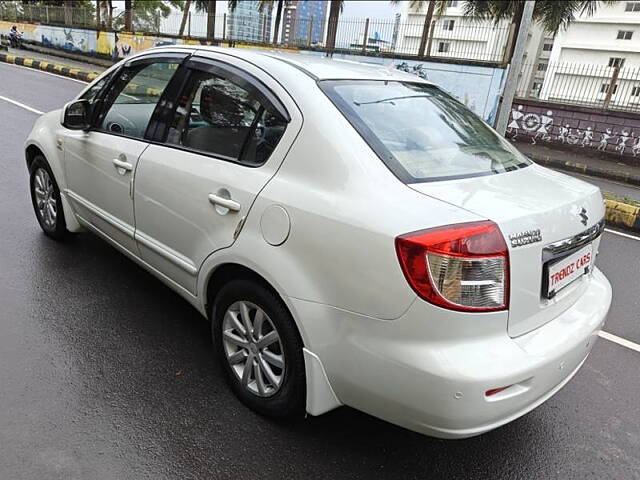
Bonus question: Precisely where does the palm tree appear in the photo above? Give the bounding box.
[462,1,616,63]
[63,0,73,25]
[178,0,192,36]
[394,1,615,62]
[124,0,132,31]
[325,0,343,52]
[391,1,447,58]
[258,0,284,44]
[195,0,216,40]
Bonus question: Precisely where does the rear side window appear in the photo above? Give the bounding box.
[166,69,287,166]
[320,80,531,183]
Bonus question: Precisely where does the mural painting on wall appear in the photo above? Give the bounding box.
[507,103,640,157]
[0,20,180,60]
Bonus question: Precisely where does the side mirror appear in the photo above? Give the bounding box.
[62,99,90,130]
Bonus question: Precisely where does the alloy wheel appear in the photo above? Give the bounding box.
[33,168,57,230]
[222,301,285,397]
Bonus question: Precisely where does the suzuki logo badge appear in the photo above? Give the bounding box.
[579,207,588,226]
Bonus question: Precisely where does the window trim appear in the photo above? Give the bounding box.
[147,56,291,169]
[86,53,190,143]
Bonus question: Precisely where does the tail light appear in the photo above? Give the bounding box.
[395,221,509,312]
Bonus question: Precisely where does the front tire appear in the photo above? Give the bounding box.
[212,279,306,419]
[29,155,68,240]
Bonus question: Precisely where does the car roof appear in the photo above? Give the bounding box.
[143,45,430,83]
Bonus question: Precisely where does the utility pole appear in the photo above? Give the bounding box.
[494,0,535,135]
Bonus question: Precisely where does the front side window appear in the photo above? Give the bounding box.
[165,69,287,166]
[320,80,530,183]
[95,61,181,139]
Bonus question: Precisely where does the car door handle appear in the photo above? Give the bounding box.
[208,193,241,212]
[112,158,133,172]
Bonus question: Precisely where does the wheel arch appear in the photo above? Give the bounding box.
[201,259,342,416]
[25,139,83,233]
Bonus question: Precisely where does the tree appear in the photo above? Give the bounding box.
[390,1,450,58]
[258,0,284,44]
[195,0,216,40]
[124,0,132,30]
[115,1,184,33]
[178,0,191,35]
[325,0,343,52]
[461,0,616,63]
[63,0,72,24]
[393,1,615,62]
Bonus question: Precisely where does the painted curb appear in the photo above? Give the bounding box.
[0,52,99,82]
[604,198,640,233]
[529,151,640,187]
[0,52,162,97]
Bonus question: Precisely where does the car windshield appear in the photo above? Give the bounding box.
[320,80,531,183]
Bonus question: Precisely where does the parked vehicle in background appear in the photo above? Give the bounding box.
[24,46,611,438]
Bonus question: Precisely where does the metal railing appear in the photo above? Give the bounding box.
[0,4,511,65]
[516,61,640,113]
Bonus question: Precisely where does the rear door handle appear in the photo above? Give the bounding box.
[113,158,133,172]
[208,193,241,212]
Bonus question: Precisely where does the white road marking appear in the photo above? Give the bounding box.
[0,95,44,115]
[0,59,89,84]
[599,331,640,353]
[604,228,640,241]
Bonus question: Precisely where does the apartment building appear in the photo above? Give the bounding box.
[227,0,272,43]
[397,0,511,62]
[281,0,327,46]
[538,1,640,108]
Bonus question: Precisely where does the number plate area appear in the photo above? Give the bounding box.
[545,243,593,298]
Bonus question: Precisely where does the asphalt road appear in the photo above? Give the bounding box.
[1,60,639,480]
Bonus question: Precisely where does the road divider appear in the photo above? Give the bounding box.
[603,194,640,233]
[0,52,99,83]
[527,149,640,187]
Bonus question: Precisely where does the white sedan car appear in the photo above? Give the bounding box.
[25,46,611,438]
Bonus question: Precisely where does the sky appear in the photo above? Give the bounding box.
[342,1,401,19]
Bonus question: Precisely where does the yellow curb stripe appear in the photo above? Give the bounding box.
[604,199,640,229]
[69,68,80,76]
[6,54,16,64]
[23,58,33,67]
[39,61,49,70]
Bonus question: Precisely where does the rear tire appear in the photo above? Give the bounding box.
[29,155,68,240]
[212,279,306,419]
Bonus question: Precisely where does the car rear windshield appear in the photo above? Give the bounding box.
[319,80,531,183]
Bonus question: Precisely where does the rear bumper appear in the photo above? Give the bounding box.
[293,268,611,439]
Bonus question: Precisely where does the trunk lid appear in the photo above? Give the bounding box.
[409,164,605,337]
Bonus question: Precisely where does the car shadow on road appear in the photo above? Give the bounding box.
[21,231,562,479]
